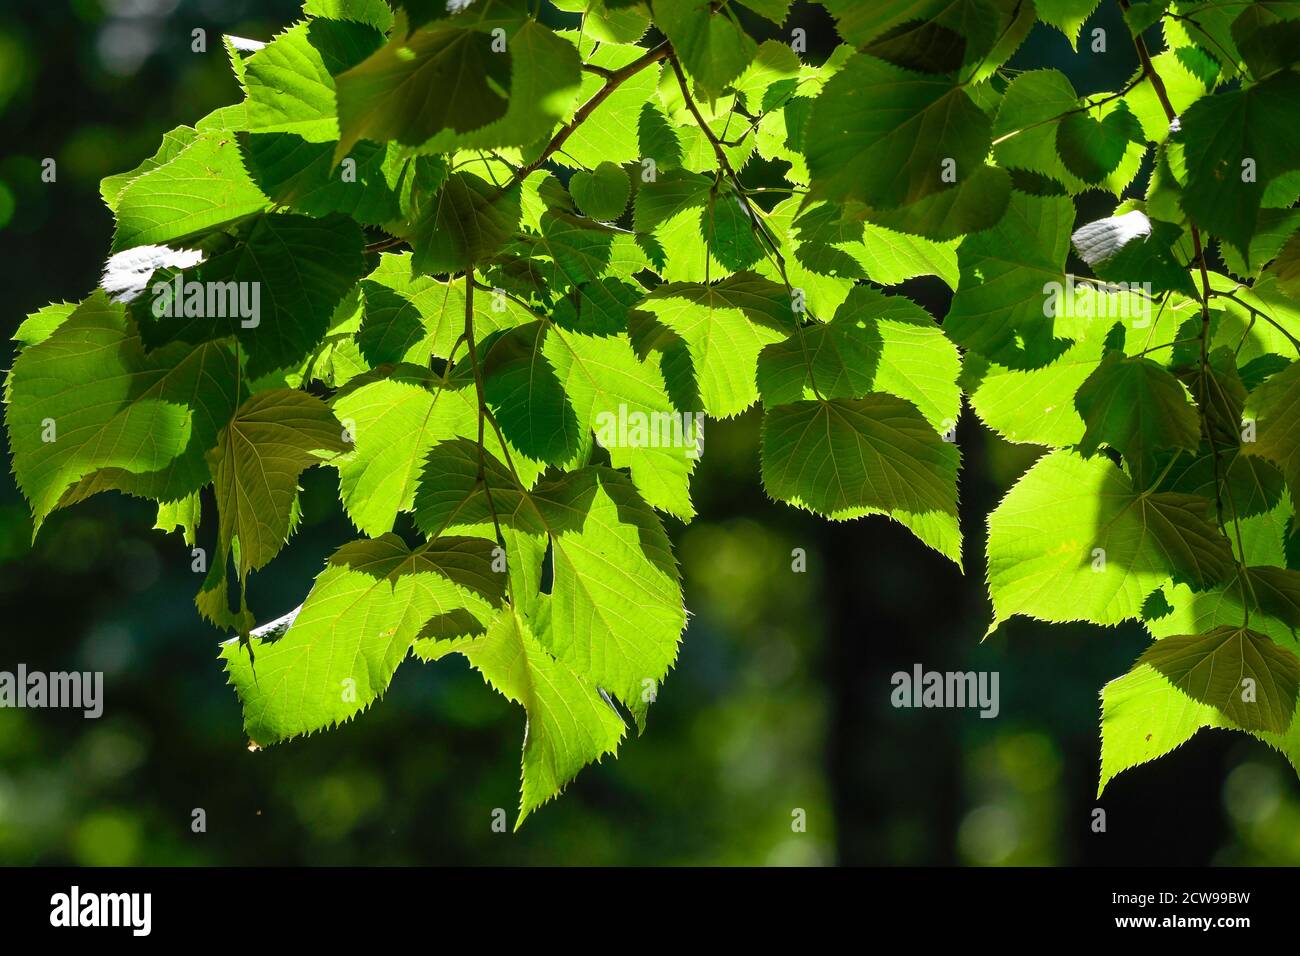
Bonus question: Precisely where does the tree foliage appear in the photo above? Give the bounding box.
[9,0,1300,822]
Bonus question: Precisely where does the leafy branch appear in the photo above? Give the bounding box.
[1120,0,1253,621]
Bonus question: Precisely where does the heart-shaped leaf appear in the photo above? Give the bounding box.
[1056,100,1144,183]
[569,161,631,221]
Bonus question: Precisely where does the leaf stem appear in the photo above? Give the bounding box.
[364,235,407,253]
[1130,336,1200,357]
[1208,288,1300,355]
[1144,449,1182,494]
[666,47,825,400]
[462,274,511,571]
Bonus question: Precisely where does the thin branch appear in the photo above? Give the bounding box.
[364,235,408,253]
[989,75,1145,147]
[508,41,669,187]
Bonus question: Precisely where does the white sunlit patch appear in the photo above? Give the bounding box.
[224,35,267,52]
[1070,209,1152,267]
[101,245,206,302]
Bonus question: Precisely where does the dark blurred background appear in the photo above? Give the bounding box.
[0,0,1295,866]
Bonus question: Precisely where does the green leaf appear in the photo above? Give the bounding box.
[569,161,631,221]
[633,168,712,232]
[210,389,350,576]
[531,467,685,728]
[986,451,1234,632]
[1232,3,1300,80]
[653,0,756,101]
[638,102,683,172]
[1166,452,1284,523]
[1056,101,1144,184]
[222,533,504,744]
[1123,49,1213,144]
[332,370,541,537]
[761,395,962,565]
[703,188,765,272]
[636,272,795,417]
[335,22,512,157]
[1269,230,1300,300]
[535,210,647,286]
[818,0,1006,63]
[13,301,78,350]
[1222,205,1300,279]
[757,285,961,431]
[856,224,958,288]
[155,492,201,547]
[411,172,522,274]
[964,329,1108,448]
[755,198,858,318]
[554,0,652,42]
[242,136,418,226]
[1138,625,1300,733]
[417,19,584,153]
[557,42,662,170]
[545,326,697,519]
[862,163,1012,241]
[1244,360,1300,505]
[243,19,384,142]
[1099,660,1226,795]
[1122,0,1169,36]
[738,0,791,24]
[945,191,1075,363]
[862,19,968,74]
[993,69,1081,181]
[1036,0,1102,48]
[101,125,198,213]
[136,213,366,379]
[415,457,687,730]
[111,133,272,253]
[1209,271,1300,365]
[960,0,1034,83]
[1246,564,1300,630]
[5,292,238,530]
[993,70,1146,196]
[1074,352,1202,484]
[304,0,395,32]
[552,277,643,335]
[458,606,625,825]
[805,52,992,209]
[1174,71,1300,256]
[357,252,526,365]
[481,321,584,465]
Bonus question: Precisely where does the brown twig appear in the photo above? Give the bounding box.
[509,42,670,187]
